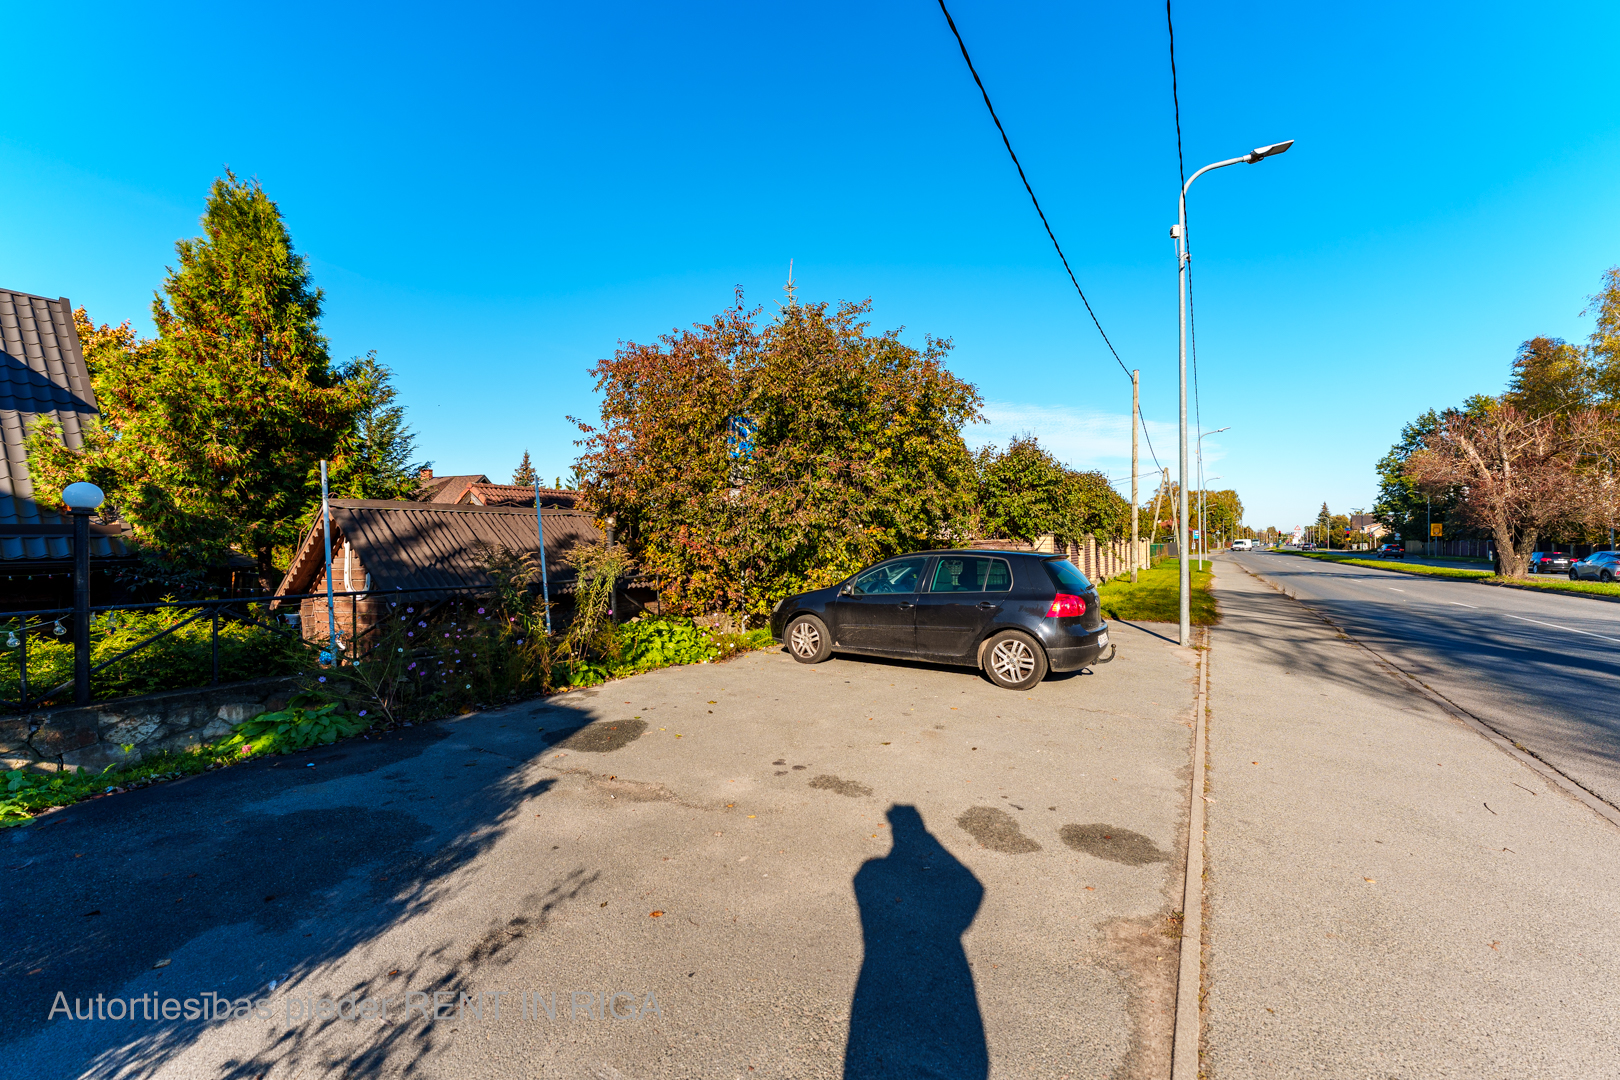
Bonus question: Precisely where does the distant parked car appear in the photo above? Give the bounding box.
[1529,551,1574,574]
[1569,551,1619,583]
[1377,543,1405,559]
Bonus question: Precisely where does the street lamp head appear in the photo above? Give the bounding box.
[61,482,104,512]
[1244,139,1294,164]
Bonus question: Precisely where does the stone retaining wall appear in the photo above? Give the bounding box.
[0,676,298,774]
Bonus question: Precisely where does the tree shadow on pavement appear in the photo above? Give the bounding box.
[4,696,615,1080]
[844,804,987,1080]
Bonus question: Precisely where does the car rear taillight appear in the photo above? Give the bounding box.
[1047,594,1085,618]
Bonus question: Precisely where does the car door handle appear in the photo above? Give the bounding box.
[976,601,998,610]
[897,601,914,609]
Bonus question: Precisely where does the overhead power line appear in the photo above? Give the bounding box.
[1165,1,1203,471]
[934,0,1163,475]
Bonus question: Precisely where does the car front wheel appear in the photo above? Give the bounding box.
[982,630,1048,691]
[786,615,832,664]
[1570,570,1580,581]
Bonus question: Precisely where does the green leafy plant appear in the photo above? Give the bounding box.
[217,693,370,754]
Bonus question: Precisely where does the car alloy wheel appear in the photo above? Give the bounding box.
[983,630,1048,690]
[786,615,831,664]
[991,639,1035,682]
[1604,570,1614,584]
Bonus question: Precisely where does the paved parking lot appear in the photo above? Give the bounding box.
[7,621,1197,1080]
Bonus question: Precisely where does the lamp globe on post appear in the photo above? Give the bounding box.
[61,482,105,705]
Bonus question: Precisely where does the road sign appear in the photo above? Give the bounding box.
[1430,523,1443,537]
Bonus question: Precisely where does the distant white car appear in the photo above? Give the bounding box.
[1231,539,1254,551]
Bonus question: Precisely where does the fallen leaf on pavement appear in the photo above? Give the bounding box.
[650,911,664,918]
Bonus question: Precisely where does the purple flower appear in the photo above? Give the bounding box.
[359,710,368,717]
[477,608,485,615]
[408,662,416,670]
[418,621,427,628]
[407,608,414,613]
[318,676,327,683]
[407,632,414,638]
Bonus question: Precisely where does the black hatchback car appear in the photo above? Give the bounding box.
[1530,551,1574,574]
[768,550,1113,691]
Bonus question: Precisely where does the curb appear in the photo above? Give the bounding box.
[1170,632,1208,1080]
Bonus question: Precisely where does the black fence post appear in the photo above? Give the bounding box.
[19,628,28,710]
[211,606,220,686]
[72,509,92,706]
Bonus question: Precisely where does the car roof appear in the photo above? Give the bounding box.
[903,548,1057,560]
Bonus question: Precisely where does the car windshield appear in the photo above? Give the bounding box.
[1043,558,1092,593]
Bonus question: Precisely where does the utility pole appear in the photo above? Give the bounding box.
[1148,468,1168,568]
[1131,370,1140,584]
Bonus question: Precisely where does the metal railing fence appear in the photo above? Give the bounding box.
[1,585,504,715]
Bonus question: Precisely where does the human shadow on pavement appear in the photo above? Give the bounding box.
[844,805,987,1080]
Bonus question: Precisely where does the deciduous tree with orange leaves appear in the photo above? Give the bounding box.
[572,290,983,622]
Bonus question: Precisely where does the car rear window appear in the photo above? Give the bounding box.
[1043,558,1093,593]
[930,556,1012,593]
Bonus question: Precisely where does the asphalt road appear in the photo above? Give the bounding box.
[6,621,1195,1080]
[1205,557,1620,1078]
[1230,551,1620,808]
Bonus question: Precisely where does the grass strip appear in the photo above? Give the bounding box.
[1098,558,1219,626]
[1290,552,1491,579]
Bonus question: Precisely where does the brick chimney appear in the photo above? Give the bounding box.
[419,467,433,480]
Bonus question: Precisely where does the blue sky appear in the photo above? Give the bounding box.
[3,1,1617,530]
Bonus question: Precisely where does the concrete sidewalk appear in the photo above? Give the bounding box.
[1202,562,1620,1078]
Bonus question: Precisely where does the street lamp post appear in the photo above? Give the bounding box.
[1174,140,1293,646]
[61,482,105,706]
[1201,475,1223,567]
[1195,427,1229,568]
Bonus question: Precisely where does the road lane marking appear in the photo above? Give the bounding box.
[1449,601,1478,608]
[1502,613,1620,645]
[1388,588,1405,593]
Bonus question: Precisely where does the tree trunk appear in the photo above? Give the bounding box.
[256,548,280,593]
[1492,522,1535,578]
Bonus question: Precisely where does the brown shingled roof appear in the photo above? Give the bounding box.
[276,499,601,600]
[416,473,488,504]
[0,289,126,563]
[464,482,580,509]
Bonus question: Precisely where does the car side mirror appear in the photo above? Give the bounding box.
[839,584,853,597]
